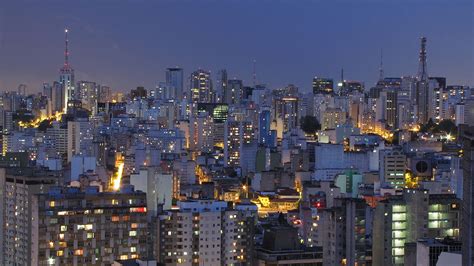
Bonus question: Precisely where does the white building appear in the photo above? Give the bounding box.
[157,200,257,265]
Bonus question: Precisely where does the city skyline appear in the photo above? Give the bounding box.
[0,1,473,265]
[0,0,472,92]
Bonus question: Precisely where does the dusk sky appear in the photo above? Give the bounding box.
[0,0,472,93]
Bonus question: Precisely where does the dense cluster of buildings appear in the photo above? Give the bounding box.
[0,31,473,266]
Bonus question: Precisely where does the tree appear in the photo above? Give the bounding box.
[300,115,321,135]
[435,119,457,135]
[37,119,53,132]
[420,118,436,133]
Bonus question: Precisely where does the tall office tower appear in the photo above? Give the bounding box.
[339,81,364,96]
[415,37,431,124]
[42,83,53,115]
[312,77,334,95]
[166,67,184,100]
[317,198,372,266]
[33,186,148,265]
[461,125,474,266]
[156,200,257,265]
[379,149,406,187]
[252,84,267,106]
[224,79,243,105]
[67,119,94,163]
[154,82,176,100]
[373,190,460,266]
[258,108,274,147]
[224,119,254,167]
[274,96,299,134]
[216,69,228,103]
[380,89,398,129]
[0,110,13,134]
[190,69,213,103]
[76,81,98,114]
[43,83,52,100]
[130,86,147,99]
[52,81,64,112]
[98,85,112,103]
[59,29,75,112]
[0,168,61,265]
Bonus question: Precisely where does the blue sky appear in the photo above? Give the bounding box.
[0,0,472,92]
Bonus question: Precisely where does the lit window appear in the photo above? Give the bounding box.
[74,249,84,256]
[129,231,137,236]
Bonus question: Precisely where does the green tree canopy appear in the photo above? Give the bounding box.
[300,115,321,135]
[435,119,457,135]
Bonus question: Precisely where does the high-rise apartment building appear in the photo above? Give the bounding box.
[166,67,184,100]
[0,168,62,265]
[274,96,299,134]
[224,119,254,167]
[373,190,460,266]
[321,107,346,130]
[317,198,372,265]
[156,200,257,265]
[34,186,148,265]
[67,119,94,162]
[76,81,98,114]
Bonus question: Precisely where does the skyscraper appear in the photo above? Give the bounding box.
[216,69,228,103]
[0,168,61,265]
[76,81,98,114]
[373,190,460,266]
[224,79,243,105]
[166,67,184,100]
[312,77,334,95]
[190,69,213,103]
[258,108,272,146]
[59,29,75,113]
[224,118,254,167]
